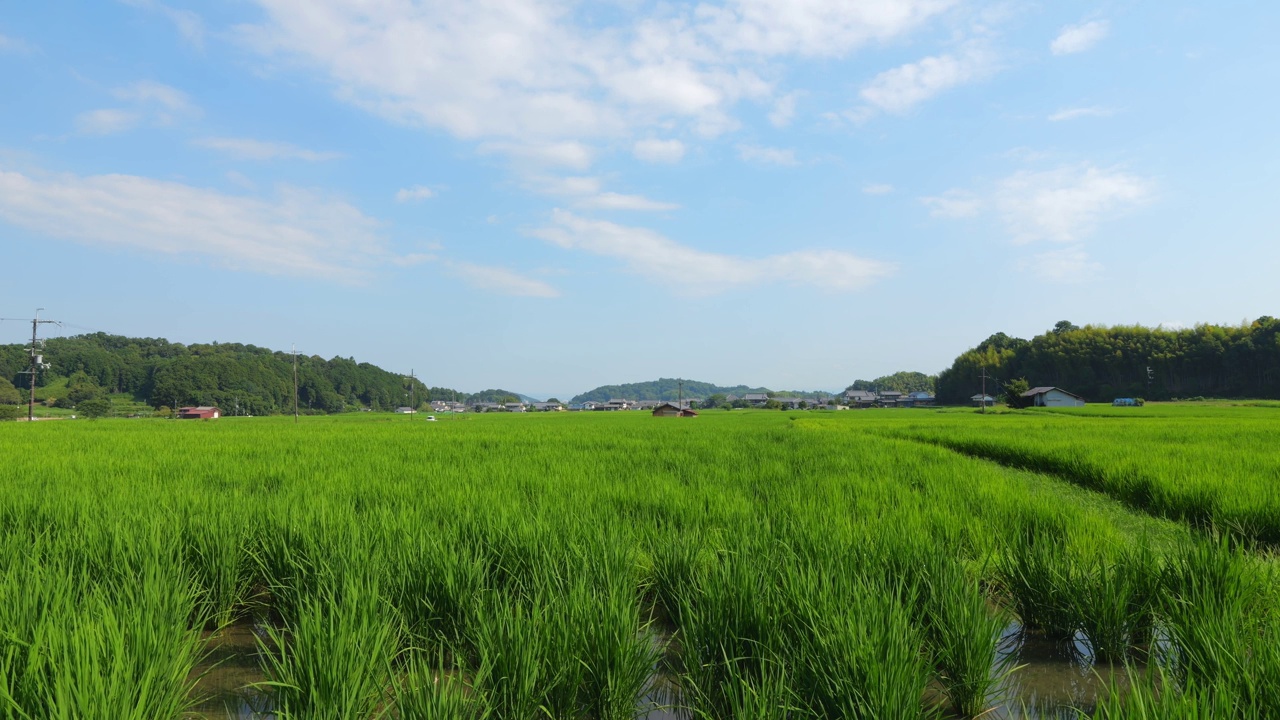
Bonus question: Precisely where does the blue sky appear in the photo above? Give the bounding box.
[1,1,1277,399]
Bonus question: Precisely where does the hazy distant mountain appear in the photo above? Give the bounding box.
[571,378,815,404]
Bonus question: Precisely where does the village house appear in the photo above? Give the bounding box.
[531,401,564,412]
[845,390,876,408]
[901,391,936,408]
[504,402,527,412]
[177,406,221,420]
[971,394,996,407]
[742,393,770,407]
[651,402,698,417]
[596,399,631,411]
[1022,387,1086,407]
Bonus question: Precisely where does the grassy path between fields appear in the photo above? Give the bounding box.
[872,430,1191,551]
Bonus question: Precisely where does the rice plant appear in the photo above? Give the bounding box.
[255,575,402,719]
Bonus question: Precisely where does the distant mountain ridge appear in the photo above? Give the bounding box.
[570,378,822,404]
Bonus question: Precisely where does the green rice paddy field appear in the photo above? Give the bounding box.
[2,404,1278,719]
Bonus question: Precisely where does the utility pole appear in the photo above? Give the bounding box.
[980,366,988,415]
[1146,366,1154,400]
[404,369,417,419]
[291,344,300,424]
[16,309,61,422]
[678,379,684,414]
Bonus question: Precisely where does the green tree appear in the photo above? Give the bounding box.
[764,399,783,410]
[703,393,727,409]
[78,397,112,419]
[1053,320,1081,335]
[0,405,18,422]
[0,377,20,405]
[1002,378,1030,409]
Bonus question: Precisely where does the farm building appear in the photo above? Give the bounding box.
[652,403,698,417]
[1022,387,1086,407]
[846,390,877,408]
[394,406,416,414]
[902,392,936,407]
[971,394,996,407]
[177,406,221,420]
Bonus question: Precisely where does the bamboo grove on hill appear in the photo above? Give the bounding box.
[936,317,1280,404]
[1,408,1279,718]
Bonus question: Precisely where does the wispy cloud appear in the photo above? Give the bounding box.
[448,261,560,298]
[862,183,894,195]
[395,185,435,203]
[921,189,982,218]
[996,164,1151,244]
[1018,246,1102,282]
[1048,106,1114,122]
[194,137,342,161]
[528,175,678,212]
[0,165,398,282]
[924,163,1151,242]
[632,139,685,164]
[119,0,205,48]
[859,44,995,115]
[768,92,799,128]
[530,209,894,294]
[1051,20,1109,56]
[238,0,956,145]
[0,32,35,54]
[478,141,596,170]
[75,81,197,135]
[738,144,798,166]
[75,109,143,136]
[577,192,679,212]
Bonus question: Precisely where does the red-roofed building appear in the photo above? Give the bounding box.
[177,406,221,420]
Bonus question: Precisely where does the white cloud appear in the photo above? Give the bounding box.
[862,183,894,195]
[859,44,995,114]
[1051,20,1108,56]
[921,189,982,218]
[238,0,956,145]
[0,165,398,282]
[528,175,604,197]
[194,137,342,161]
[448,261,560,298]
[75,109,143,136]
[0,32,34,54]
[112,81,194,113]
[768,92,799,127]
[528,175,677,212]
[479,141,596,170]
[396,185,435,203]
[696,0,959,57]
[996,164,1151,244]
[1048,106,1114,122]
[530,209,893,293]
[1019,245,1101,283]
[75,81,198,135]
[577,192,679,212]
[120,0,206,48]
[738,144,798,166]
[632,139,686,164]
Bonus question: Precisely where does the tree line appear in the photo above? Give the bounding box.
[0,333,475,415]
[936,318,1280,404]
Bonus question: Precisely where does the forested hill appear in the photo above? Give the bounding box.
[572,378,798,404]
[0,333,486,414]
[936,318,1280,404]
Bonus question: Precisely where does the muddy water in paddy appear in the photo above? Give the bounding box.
[192,620,1138,719]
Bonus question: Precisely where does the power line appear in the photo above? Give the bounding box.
[15,309,62,422]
